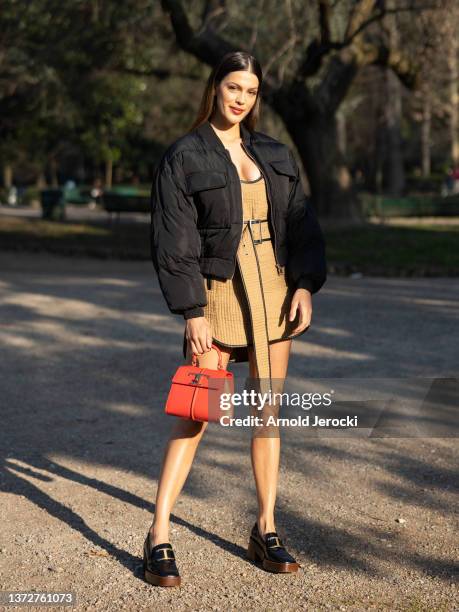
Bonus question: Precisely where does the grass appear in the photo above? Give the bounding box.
[1,216,458,275]
[0,216,149,260]
[325,221,459,276]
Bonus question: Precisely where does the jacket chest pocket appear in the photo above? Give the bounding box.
[185,170,230,229]
[268,159,296,213]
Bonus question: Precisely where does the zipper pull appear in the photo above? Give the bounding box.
[276,264,284,275]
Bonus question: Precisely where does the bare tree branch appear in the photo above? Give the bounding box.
[107,65,201,80]
[345,0,377,40]
[345,3,439,43]
[318,0,332,44]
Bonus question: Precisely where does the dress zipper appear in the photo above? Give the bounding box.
[240,141,283,274]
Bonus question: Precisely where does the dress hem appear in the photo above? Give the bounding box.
[211,324,309,349]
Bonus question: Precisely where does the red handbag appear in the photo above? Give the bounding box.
[165,343,234,422]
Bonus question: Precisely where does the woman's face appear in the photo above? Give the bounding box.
[213,70,259,125]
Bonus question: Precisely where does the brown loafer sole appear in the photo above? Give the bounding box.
[247,537,299,573]
[142,544,181,587]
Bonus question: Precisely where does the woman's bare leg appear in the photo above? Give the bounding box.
[248,339,292,537]
[148,341,232,547]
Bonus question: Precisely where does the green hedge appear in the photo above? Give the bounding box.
[360,193,459,217]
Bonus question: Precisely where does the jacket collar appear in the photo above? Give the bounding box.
[195,118,253,151]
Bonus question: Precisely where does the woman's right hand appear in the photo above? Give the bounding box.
[186,316,213,355]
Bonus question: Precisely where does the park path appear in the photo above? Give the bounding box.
[0,252,457,611]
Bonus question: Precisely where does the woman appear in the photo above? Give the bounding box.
[146,51,327,587]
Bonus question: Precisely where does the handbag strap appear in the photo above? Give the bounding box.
[191,343,223,369]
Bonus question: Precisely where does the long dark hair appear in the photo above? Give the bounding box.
[188,51,263,133]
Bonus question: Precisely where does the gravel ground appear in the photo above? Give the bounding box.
[0,252,457,611]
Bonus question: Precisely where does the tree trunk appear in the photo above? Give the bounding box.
[448,33,459,165]
[364,75,385,193]
[382,1,405,195]
[383,68,405,195]
[285,108,359,219]
[49,158,59,187]
[3,164,13,189]
[421,92,431,177]
[337,110,347,156]
[105,158,113,188]
[36,171,47,189]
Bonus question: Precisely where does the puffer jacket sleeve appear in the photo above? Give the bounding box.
[285,148,327,294]
[150,152,207,319]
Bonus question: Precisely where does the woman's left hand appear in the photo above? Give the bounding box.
[289,288,312,334]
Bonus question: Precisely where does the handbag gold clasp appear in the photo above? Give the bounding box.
[188,372,208,384]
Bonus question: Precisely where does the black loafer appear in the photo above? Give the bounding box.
[247,522,300,573]
[142,532,181,587]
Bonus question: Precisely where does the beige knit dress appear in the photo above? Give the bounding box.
[182,173,307,391]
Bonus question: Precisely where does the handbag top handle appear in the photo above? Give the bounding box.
[191,343,223,369]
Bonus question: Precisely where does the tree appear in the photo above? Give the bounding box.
[159,0,442,216]
[0,0,155,186]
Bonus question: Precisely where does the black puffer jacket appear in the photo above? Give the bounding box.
[150,119,327,319]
